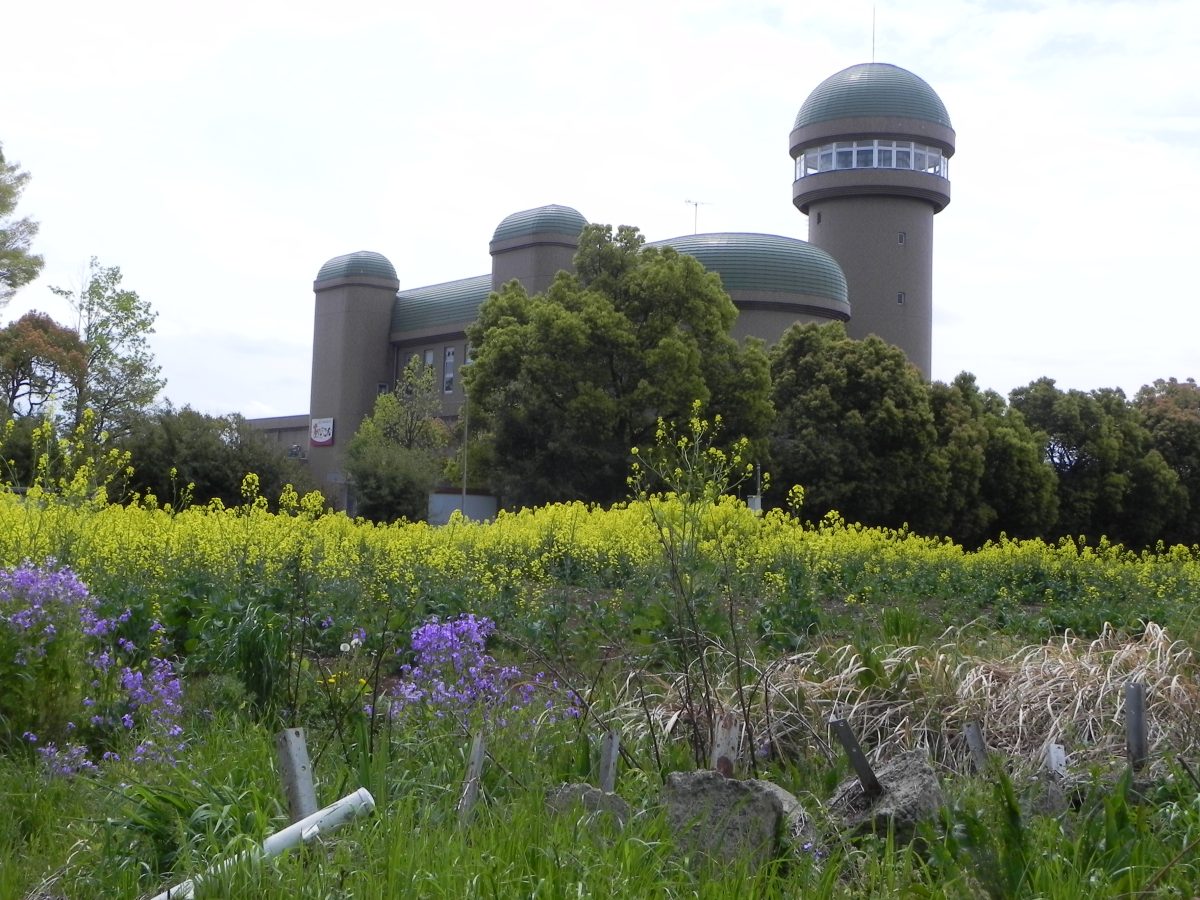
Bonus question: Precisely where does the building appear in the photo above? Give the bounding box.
[255,62,955,512]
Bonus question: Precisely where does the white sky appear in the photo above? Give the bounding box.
[3,0,1198,418]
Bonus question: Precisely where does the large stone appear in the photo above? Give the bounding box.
[663,770,787,867]
[828,750,944,840]
[753,779,816,847]
[546,782,631,827]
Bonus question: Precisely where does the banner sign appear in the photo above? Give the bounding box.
[310,417,334,447]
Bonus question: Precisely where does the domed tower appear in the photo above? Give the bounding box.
[791,63,955,377]
[309,250,399,506]
[652,233,849,343]
[489,204,588,294]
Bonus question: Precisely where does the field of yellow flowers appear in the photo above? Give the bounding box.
[3,485,1197,649]
[6,477,1200,898]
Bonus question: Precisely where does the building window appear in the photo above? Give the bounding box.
[424,349,434,368]
[443,346,456,393]
[377,382,389,396]
[816,211,822,224]
[897,292,906,305]
[795,139,948,180]
[898,231,906,245]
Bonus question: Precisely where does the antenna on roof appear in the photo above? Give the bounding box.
[684,199,711,234]
[872,5,876,62]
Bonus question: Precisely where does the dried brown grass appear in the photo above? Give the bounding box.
[610,622,1200,775]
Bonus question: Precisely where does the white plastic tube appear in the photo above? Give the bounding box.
[151,787,375,900]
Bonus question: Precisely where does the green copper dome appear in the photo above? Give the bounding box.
[315,251,397,284]
[794,63,952,129]
[491,204,588,243]
[654,233,848,307]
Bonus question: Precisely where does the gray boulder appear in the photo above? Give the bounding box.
[828,750,944,840]
[664,770,797,867]
[546,782,631,827]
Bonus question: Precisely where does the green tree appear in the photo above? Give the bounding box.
[120,405,317,508]
[769,322,945,533]
[50,258,164,442]
[1010,378,1186,547]
[345,355,449,522]
[930,373,1057,546]
[0,142,43,309]
[1135,377,1200,544]
[0,311,85,418]
[465,224,772,508]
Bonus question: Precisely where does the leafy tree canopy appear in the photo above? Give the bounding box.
[465,224,772,508]
[345,355,450,522]
[0,142,43,309]
[1134,377,1200,545]
[120,405,316,509]
[50,258,164,442]
[930,372,1056,546]
[0,311,85,419]
[769,322,945,533]
[1011,377,1186,547]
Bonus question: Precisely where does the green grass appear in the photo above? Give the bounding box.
[5,686,1200,899]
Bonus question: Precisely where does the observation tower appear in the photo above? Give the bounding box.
[790,63,955,377]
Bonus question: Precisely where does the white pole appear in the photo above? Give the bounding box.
[150,788,375,900]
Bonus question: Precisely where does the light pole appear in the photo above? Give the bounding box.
[460,355,472,518]
[460,391,469,517]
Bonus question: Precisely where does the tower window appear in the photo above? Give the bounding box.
[897,292,906,305]
[816,211,822,224]
[898,231,906,245]
[795,139,948,179]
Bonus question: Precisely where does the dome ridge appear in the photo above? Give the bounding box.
[795,63,952,130]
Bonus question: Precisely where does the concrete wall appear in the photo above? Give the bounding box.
[729,289,851,344]
[428,491,499,524]
[249,414,310,460]
[806,194,936,376]
[489,232,580,294]
[308,274,398,507]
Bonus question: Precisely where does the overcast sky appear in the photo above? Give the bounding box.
[3,0,1197,419]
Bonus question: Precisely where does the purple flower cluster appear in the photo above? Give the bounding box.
[388,614,580,726]
[0,561,186,775]
[0,562,90,664]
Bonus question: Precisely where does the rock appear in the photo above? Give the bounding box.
[829,750,943,840]
[1022,772,1071,818]
[546,782,631,827]
[751,779,816,847]
[663,770,786,868]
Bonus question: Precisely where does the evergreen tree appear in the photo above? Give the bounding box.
[465,224,772,508]
[0,142,43,309]
[769,322,945,533]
